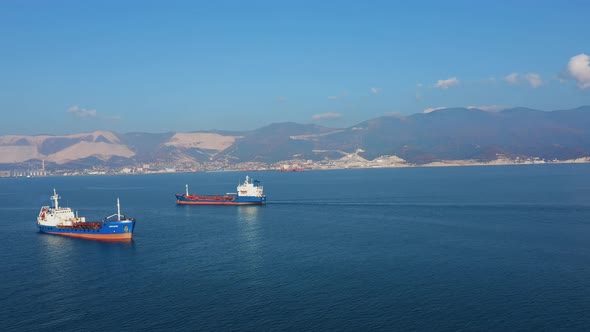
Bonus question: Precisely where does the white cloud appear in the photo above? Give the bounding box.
[503,73,520,85]
[67,105,119,120]
[467,105,509,112]
[435,77,459,89]
[312,113,342,120]
[371,87,382,94]
[327,91,349,100]
[525,73,543,88]
[424,105,509,114]
[567,53,590,89]
[503,72,543,88]
[423,106,447,113]
[416,83,423,87]
[67,105,97,117]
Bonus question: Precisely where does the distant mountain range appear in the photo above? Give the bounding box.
[2,106,590,170]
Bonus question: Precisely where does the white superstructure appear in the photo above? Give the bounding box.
[37,189,86,227]
[235,175,264,197]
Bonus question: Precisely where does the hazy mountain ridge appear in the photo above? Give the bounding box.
[0,131,134,165]
[2,107,590,170]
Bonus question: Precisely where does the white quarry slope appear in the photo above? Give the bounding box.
[0,146,43,163]
[164,132,240,151]
[45,141,134,164]
[0,131,134,164]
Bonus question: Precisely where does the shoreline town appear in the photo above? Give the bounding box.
[2,154,590,178]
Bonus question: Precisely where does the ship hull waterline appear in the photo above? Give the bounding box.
[37,221,136,242]
[176,200,265,206]
[39,230,133,241]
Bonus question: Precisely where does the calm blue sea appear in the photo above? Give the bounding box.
[2,165,590,331]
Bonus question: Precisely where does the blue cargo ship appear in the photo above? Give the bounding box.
[37,189,136,241]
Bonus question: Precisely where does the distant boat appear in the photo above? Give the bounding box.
[278,167,305,172]
[176,175,266,205]
[37,189,136,241]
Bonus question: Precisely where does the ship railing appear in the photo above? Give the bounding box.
[104,213,121,221]
[104,214,133,221]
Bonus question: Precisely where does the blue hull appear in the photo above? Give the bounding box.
[38,220,136,240]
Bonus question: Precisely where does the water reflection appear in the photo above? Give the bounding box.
[179,204,196,218]
[37,232,136,279]
[33,231,137,310]
[236,206,260,223]
[36,233,82,283]
[39,232,75,250]
[236,206,263,275]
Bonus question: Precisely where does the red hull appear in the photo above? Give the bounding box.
[44,232,133,241]
[176,200,263,206]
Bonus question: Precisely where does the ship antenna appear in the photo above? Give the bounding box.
[117,198,121,221]
[186,184,189,196]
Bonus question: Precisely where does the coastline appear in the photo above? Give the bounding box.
[308,157,590,171]
[417,157,590,168]
[2,157,590,178]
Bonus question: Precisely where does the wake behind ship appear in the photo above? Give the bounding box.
[176,175,266,205]
[37,189,136,241]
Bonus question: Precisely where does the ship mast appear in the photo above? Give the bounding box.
[51,188,60,209]
[117,198,121,221]
[186,184,189,196]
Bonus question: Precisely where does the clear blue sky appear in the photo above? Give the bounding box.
[1,0,589,135]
